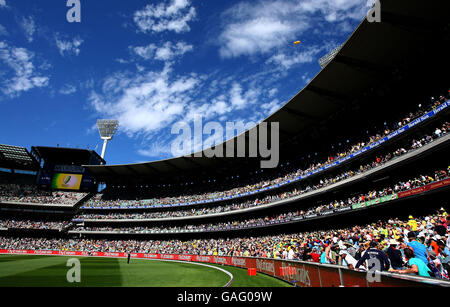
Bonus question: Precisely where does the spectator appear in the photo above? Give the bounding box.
[324,241,337,265]
[309,248,321,263]
[386,240,404,270]
[355,241,390,272]
[338,248,358,270]
[390,248,432,277]
[408,215,418,232]
[407,231,430,265]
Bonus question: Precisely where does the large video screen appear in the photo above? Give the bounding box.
[51,173,83,190]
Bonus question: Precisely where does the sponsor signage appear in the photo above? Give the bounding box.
[256,259,276,275]
[398,179,450,198]
[365,198,380,207]
[352,193,399,210]
[305,214,317,218]
[321,210,334,215]
[336,207,351,212]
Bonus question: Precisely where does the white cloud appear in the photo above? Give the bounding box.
[55,34,84,56]
[116,58,129,64]
[89,64,200,136]
[182,96,232,123]
[268,88,278,98]
[155,41,193,61]
[229,82,259,110]
[218,0,367,58]
[89,63,272,141]
[80,78,94,90]
[266,45,329,69]
[219,17,307,58]
[138,141,173,158]
[20,16,36,43]
[261,99,282,116]
[89,64,276,138]
[0,41,49,97]
[132,41,193,62]
[59,84,77,95]
[86,0,370,160]
[90,44,306,158]
[0,24,7,36]
[132,44,156,60]
[134,0,196,34]
[297,0,368,20]
[0,0,6,8]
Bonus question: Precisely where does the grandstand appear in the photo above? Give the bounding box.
[1,0,450,288]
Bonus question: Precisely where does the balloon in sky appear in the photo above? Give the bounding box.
[293,41,301,45]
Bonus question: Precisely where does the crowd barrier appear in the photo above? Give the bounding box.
[1,249,449,287]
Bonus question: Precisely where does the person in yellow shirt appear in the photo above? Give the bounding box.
[392,228,401,240]
[408,215,418,231]
[273,249,278,259]
[380,227,388,238]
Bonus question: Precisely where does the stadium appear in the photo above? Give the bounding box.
[1,0,450,292]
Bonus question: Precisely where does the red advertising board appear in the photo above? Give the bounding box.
[398,178,450,198]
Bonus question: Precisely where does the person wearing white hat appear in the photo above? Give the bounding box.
[338,248,358,270]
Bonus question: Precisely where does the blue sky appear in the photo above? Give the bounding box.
[0,0,370,165]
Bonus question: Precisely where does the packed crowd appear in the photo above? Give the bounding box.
[0,184,86,205]
[73,168,449,232]
[0,219,70,231]
[84,108,450,210]
[77,124,449,220]
[2,211,449,279]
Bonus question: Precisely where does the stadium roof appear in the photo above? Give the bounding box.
[84,0,450,181]
[31,146,105,166]
[0,144,38,171]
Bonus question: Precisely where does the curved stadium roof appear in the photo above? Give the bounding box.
[85,0,450,180]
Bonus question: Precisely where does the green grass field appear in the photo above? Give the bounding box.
[0,255,292,287]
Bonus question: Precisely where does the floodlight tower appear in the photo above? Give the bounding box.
[97,119,119,160]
